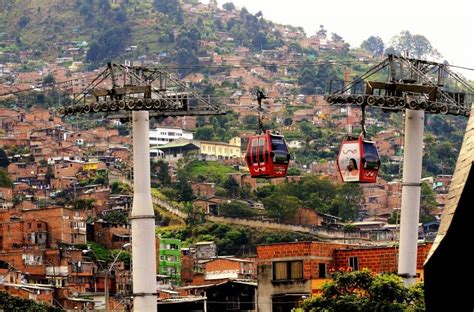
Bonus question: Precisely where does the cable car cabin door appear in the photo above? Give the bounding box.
[269,134,290,178]
[247,135,269,177]
[359,140,380,183]
[337,139,361,182]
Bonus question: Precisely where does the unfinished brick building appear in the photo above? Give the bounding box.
[257,241,432,312]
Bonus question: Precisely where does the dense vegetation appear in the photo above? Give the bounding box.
[256,176,363,221]
[157,222,317,256]
[0,291,63,312]
[300,269,425,312]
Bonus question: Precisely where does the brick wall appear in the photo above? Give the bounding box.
[0,284,53,306]
[93,221,130,249]
[257,241,349,281]
[191,182,216,197]
[290,208,323,227]
[205,258,240,272]
[334,243,433,272]
[54,162,83,179]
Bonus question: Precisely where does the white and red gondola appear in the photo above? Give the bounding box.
[336,134,381,183]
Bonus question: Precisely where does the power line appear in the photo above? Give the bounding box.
[0,73,100,97]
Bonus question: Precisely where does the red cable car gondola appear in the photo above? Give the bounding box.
[336,134,381,183]
[245,130,290,178]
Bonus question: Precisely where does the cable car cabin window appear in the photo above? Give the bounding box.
[270,136,288,152]
[362,142,380,170]
[270,136,289,164]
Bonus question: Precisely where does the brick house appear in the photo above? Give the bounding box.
[19,207,87,247]
[90,220,130,250]
[191,182,216,197]
[256,241,432,312]
[53,161,84,179]
[290,208,340,227]
[204,258,256,280]
[193,196,227,215]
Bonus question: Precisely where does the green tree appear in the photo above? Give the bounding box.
[154,0,183,22]
[242,115,259,129]
[332,184,363,221]
[195,126,214,140]
[0,169,12,187]
[151,160,171,186]
[184,202,205,226]
[301,269,425,312]
[262,194,301,222]
[176,176,195,202]
[0,291,63,311]
[42,73,55,86]
[420,182,437,224]
[0,149,9,168]
[287,167,302,176]
[111,181,131,194]
[86,25,131,65]
[219,201,256,218]
[222,2,235,11]
[102,210,128,224]
[390,31,439,59]
[223,176,240,197]
[361,36,384,56]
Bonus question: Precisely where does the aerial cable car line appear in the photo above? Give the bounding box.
[326,55,472,117]
[327,53,473,286]
[1,58,472,98]
[0,72,100,97]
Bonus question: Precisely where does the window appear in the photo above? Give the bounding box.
[270,136,288,152]
[273,261,303,281]
[318,263,327,278]
[349,256,359,271]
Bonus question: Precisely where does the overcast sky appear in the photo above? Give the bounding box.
[203,0,474,80]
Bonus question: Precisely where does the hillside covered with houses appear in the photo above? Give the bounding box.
[0,0,470,310]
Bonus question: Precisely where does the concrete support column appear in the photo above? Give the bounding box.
[131,110,157,311]
[398,109,424,285]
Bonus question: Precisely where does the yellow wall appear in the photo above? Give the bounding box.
[82,163,98,171]
[200,137,241,158]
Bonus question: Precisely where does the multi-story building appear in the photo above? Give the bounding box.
[256,241,432,312]
[156,137,242,162]
[199,137,241,160]
[149,127,193,146]
[158,238,182,285]
[0,206,87,250]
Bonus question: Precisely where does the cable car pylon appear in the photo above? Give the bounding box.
[327,54,473,285]
[58,63,226,311]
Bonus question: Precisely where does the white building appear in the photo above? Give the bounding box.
[149,127,193,146]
